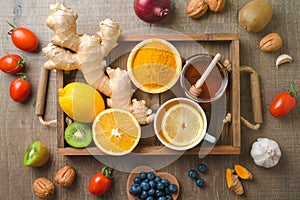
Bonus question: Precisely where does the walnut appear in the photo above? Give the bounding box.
[259,33,283,52]
[207,0,226,12]
[33,178,55,199]
[186,0,208,19]
[54,165,76,187]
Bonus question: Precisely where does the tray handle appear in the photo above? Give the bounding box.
[240,66,263,129]
[35,66,57,126]
[223,62,262,130]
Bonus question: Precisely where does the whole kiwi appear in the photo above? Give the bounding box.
[238,0,272,33]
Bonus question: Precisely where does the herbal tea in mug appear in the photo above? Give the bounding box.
[154,98,216,151]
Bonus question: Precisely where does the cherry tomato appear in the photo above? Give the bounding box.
[0,54,25,74]
[8,21,38,52]
[9,75,31,102]
[270,83,297,117]
[88,166,113,196]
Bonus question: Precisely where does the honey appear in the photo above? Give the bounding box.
[180,54,228,103]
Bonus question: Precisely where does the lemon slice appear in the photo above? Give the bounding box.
[92,108,141,156]
[161,103,204,147]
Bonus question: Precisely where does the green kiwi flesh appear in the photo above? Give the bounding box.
[64,122,92,148]
[23,141,50,167]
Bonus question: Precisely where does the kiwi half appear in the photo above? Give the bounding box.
[64,122,92,148]
[23,141,50,167]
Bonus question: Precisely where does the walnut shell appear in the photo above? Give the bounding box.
[33,178,55,199]
[259,33,282,52]
[207,0,226,12]
[186,0,208,19]
[55,165,76,187]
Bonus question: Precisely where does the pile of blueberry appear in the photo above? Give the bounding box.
[129,171,178,200]
[188,163,207,187]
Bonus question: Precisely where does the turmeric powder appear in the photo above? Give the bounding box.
[132,41,177,70]
[130,39,181,93]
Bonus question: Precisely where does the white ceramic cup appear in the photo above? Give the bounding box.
[154,97,216,151]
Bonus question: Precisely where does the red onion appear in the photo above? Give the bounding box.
[134,0,170,23]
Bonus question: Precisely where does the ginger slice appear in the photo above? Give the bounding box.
[226,168,244,195]
[234,164,253,180]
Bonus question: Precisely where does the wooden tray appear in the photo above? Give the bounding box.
[57,33,240,156]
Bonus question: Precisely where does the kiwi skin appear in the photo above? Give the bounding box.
[238,0,272,32]
[64,122,92,148]
[23,141,50,167]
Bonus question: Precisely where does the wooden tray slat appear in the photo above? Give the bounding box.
[119,33,238,42]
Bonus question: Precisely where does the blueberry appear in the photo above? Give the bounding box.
[149,180,156,188]
[130,183,142,195]
[139,190,148,199]
[168,184,178,193]
[158,196,167,200]
[155,189,163,197]
[154,176,161,183]
[161,178,169,187]
[147,172,156,180]
[164,187,171,195]
[195,178,205,187]
[140,181,150,191]
[134,177,142,184]
[129,188,136,195]
[139,172,147,180]
[165,195,173,200]
[146,197,154,200]
[156,181,165,190]
[147,188,155,196]
[188,169,197,179]
[197,163,207,173]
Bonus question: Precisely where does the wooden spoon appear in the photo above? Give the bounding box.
[126,166,180,200]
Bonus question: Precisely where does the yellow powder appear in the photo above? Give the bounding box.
[132,41,178,90]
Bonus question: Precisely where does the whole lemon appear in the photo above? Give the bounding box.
[58,82,105,123]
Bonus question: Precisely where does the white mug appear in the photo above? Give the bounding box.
[154,97,216,151]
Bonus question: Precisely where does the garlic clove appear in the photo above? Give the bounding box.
[275,54,293,69]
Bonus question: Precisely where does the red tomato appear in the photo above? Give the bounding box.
[8,22,38,52]
[270,84,297,117]
[0,54,25,74]
[88,166,113,196]
[9,75,31,102]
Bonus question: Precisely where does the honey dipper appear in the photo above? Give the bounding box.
[189,53,221,97]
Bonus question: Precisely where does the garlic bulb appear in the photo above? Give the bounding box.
[250,138,281,168]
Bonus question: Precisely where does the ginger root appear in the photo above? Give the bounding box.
[234,164,253,180]
[226,168,244,195]
[42,3,154,124]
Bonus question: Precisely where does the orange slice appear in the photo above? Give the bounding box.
[161,103,204,146]
[92,108,141,156]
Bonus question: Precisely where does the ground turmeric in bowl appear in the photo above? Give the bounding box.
[127,38,182,93]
